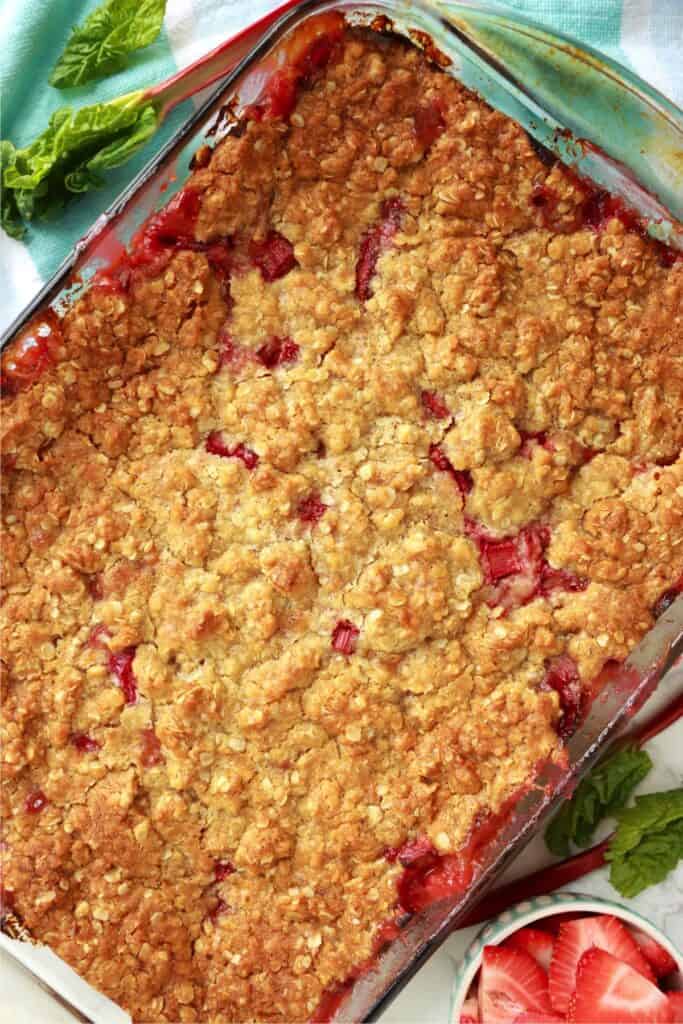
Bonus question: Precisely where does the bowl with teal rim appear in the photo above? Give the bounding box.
[450,891,683,1023]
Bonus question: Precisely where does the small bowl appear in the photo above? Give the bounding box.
[450,891,683,1023]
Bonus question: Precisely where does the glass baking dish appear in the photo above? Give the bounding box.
[1,2,682,1022]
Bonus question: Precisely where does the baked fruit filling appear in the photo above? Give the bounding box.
[1,23,682,1024]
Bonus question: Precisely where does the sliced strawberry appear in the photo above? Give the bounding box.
[536,912,588,935]
[567,948,672,1023]
[479,946,552,1024]
[668,993,683,1023]
[460,996,480,1023]
[550,914,655,1014]
[513,1014,563,1024]
[505,928,555,972]
[630,927,678,978]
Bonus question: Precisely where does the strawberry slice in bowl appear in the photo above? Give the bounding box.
[479,946,552,1024]
[549,914,655,1013]
[504,928,555,972]
[451,895,682,1024]
[631,927,679,979]
[668,992,683,1022]
[567,948,673,1023]
[512,1014,563,1024]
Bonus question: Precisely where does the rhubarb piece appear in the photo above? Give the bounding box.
[205,432,259,469]
[464,519,587,609]
[504,928,555,972]
[567,948,671,1024]
[140,728,164,767]
[256,336,299,369]
[70,733,101,753]
[540,654,583,742]
[421,389,450,419]
[297,493,328,524]
[414,100,446,148]
[25,790,48,814]
[214,860,236,882]
[549,914,655,1014]
[86,574,104,600]
[355,197,404,301]
[249,231,297,281]
[108,647,138,705]
[479,945,552,1024]
[331,619,359,655]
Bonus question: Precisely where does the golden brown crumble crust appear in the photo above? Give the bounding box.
[2,29,682,1024]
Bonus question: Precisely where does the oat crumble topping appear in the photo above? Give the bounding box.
[1,28,682,1024]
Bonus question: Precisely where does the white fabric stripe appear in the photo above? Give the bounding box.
[0,233,44,333]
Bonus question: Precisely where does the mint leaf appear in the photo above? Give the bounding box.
[545,744,652,858]
[1,94,160,237]
[50,0,167,89]
[606,788,683,897]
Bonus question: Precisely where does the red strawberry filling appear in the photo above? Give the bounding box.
[421,389,450,419]
[298,493,328,524]
[249,231,297,281]
[25,790,48,814]
[248,20,343,121]
[256,336,300,369]
[519,431,551,459]
[414,99,446,148]
[140,728,164,767]
[214,860,236,882]
[429,443,473,498]
[205,432,259,469]
[1,311,62,397]
[331,619,359,655]
[209,898,230,922]
[109,647,138,705]
[355,197,404,301]
[539,654,583,741]
[70,733,101,753]
[87,623,110,649]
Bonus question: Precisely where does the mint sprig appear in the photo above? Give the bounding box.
[606,788,683,897]
[545,744,652,858]
[50,0,167,89]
